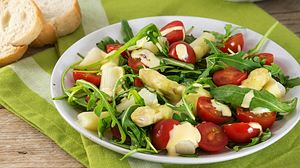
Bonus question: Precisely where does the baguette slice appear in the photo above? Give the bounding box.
[0,0,44,46]
[31,0,81,47]
[0,0,43,67]
[0,45,28,67]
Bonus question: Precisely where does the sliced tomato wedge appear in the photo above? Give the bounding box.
[151,119,180,150]
[257,53,274,65]
[219,33,244,53]
[223,122,261,144]
[133,78,144,87]
[212,67,248,86]
[73,71,101,87]
[196,122,228,152]
[168,41,196,64]
[160,20,185,44]
[111,126,130,143]
[127,57,144,73]
[106,43,127,57]
[236,107,276,130]
[196,97,231,125]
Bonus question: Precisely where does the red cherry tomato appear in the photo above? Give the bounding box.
[168,41,196,64]
[257,53,274,65]
[85,95,90,102]
[133,78,144,87]
[128,57,144,73]
[236,107,276,130]
[73,71,101,87]
[151,119,180,150]
[212,67,248,86]
[160,20,185,44]
[106,44,127,57]
[196,97,231,125]
[223,122,261,144]
[196,122,228,152]
[111,126,130,143]
[219,33,244,53]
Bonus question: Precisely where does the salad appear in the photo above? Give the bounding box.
[55,20,300,158]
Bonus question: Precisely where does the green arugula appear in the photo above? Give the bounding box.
[229,129,272,151]
[286,77,300,88]
[75,80,127,143]
[162,58,195,70]
[96,36,119,51]
[76,23,160,69]
[211,85,297,113]
[121,20,134,42]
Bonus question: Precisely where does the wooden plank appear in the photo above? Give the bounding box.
[0,109,84,168]
[256,0,300,36]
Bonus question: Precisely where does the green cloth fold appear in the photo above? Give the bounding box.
[1,0,300,168]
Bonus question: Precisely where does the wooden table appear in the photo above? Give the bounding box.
[1,0,299,167]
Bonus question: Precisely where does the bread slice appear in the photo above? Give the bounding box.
[0,45,28,67]
[0,0,44,46]
[31,0,81,47]
[0,0,43,67]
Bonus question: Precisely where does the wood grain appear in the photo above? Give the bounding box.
[1,0,299,167]
[0,109,84,168]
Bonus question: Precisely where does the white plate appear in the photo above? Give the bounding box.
[50,16,300,164]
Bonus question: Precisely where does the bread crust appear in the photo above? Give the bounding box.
[54,0,82,37]
[11,0,44,46]
[0,45,28,67]
[32,0,82,47]
[31,22,57,47]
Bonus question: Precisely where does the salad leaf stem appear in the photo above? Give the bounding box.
[76,80,127,143]
[248,21,279,55]
[162,58,194,70]
[75,24,159,70]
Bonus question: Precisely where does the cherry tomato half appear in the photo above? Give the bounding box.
[236,107,276,130]
[128,57,144,73]
[168,41,196,64]
[196,122,228,152]
[111,126,130,143]
[197,97,232,125]
[219,33,244,53]
[212,67,248,86]
[133,78,144,87]
[73,71,101,87]
[160,20,185,44]
[223,122,261,144]
[106,44,127,57]
[257,53,274,65]
[151,119,180,150]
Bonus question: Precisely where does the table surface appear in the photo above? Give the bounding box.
[1,0,300,167]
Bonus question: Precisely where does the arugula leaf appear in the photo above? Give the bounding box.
[96,36,118,51]
[208,24,242,47]
[286,77,300,88]
[172,113,197,125]
[248,22,279,55]
[263,64,288,85]
[76,23,160,69]
[162,58,195,70]
[211,85,297,113]
[76,80,127,143]
[208,53,261,72]
[121,20,134,42]
[230,129,272,151]
[184,34,196,44]
[128,89,145,106]
[87,93,97,111]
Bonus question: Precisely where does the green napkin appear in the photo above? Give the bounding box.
[1,0,300,168]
